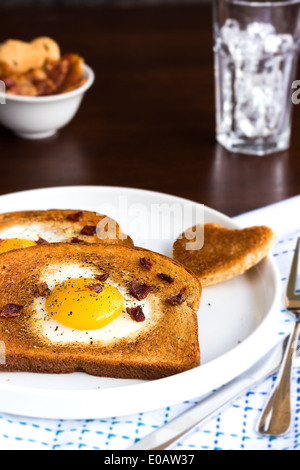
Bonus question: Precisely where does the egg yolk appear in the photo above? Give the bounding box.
[45,278,125,330]
[0,238,37,254]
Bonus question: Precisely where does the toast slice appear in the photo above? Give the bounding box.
[0,209,134,247]
[0,242,201,380]
[173,223,276,287]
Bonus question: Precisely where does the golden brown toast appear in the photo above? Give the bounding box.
[0,209,134,247]
[173,223,276,287]
[0,242,201,380]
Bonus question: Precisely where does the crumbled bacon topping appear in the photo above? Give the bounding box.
[140,257,153,271]
[36,236,49,245]
[157,273,174,284]
[86,284,103,294]
[166,288,187,305]
[0,303,24,318]
[95,273,110,282]
[70,237,85,244]
[126,306,145,322]
[67,211,84,222]
[81,225,97,236]
[37,282,51,297]
[129,279,153,300]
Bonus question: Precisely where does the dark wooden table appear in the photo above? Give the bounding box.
[0,3,300,217]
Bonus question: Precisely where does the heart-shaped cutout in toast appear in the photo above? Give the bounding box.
[173,223,276,287]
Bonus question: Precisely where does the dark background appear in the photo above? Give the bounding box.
[0,0,299,218]
[0,0,205,7]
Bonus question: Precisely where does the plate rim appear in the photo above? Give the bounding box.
[0,185,282,419]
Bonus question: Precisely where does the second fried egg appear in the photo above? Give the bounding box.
[0,238,37,254]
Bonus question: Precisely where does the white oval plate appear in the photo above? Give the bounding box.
[0,186,281,419]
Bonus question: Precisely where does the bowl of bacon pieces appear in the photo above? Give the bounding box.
[0,37,94,139]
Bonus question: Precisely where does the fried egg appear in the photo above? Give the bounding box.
[0,209,134,253]
[31,263,153,345]
[0,238,37,254]
[0,224,70,255]
[45,278,125,330]
[0,223,71,244]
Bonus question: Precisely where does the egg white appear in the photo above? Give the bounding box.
[0,223,74,243]
[30,263,155,345]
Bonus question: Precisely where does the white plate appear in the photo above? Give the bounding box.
[0,186,281,419]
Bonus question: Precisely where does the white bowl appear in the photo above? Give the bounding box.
[0,64,95,139]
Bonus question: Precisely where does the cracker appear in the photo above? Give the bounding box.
[173,223,276,286]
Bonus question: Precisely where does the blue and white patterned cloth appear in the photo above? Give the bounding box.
[0,196,299,451]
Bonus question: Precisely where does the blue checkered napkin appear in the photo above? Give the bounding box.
[0,197,300,450]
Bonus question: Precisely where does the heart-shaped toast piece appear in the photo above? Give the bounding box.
[173,223,276,287]
[0,37,60,74]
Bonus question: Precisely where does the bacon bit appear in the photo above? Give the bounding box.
[129,279,153,301]
[157,273,174,284]
[81,225,97,236]
[126,306,145,322]
[36,236,49,245]
[95,273,110,282]
[166,288,187,305]
[140,257,153,271]
[67,211,84,222]
[36,282,51,297]
[0,303,24,318]
[70,237,85,244]
[1,76,16,88]
[86,284,103,294]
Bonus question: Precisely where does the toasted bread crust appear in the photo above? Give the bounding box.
[173,224,276,287]
[0,209,134,247]
[0,243,201,380]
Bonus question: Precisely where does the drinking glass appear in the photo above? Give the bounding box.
[213,0,300,155]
